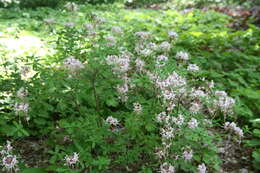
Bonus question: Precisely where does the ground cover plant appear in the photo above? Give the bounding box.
[0,1,259,173]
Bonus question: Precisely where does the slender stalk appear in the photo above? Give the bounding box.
[92,69,100,112]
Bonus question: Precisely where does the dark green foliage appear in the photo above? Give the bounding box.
[65,0,117,5]
[19,0,60,8]
[0,3,259,172]
[125,0,168,8]
[247,119,260,170]
[0,0,60,8]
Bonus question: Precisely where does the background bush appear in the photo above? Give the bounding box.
[125,0,169,8]
[66,0,118,5]
[0,0,117,8]
[19,0,60,8]
[0,1,259,172]
[0,0,60,8]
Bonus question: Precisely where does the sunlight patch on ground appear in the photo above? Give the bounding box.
[189,31,203,37]
[0,34,48,58]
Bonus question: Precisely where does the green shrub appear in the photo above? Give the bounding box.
[247,119,260,171]
[0,13,245,172]
[0,0,19,8]
[0,0,60,8]
[125,0,169,7]
[0,5,257,172]
[68,0,118,4]
[19,0,60,8]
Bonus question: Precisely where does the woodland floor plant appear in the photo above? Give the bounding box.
[0,9,247,172]
[0,1,259,172]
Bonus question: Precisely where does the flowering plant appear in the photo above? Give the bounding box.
[0,9,248,172]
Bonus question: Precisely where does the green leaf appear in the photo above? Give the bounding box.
[22,168,46,173]
[92,156,110,170]
[248,139,260,147]
[253,129,260,138]
[105,98,118,107]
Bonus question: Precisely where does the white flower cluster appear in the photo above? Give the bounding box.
[106,52,133,102]
[106,53,131,73]
[159,42,171,52]
[106,116,120,126]
[84,23,96,36]
[208,80,215,89]
[215,90,227,97]
[134,34,158,58]
[105,116,121,132]
[166,102,176,113]
[111,26,123,34]
[134,41,158,57]
[168,31,178,40]
[161,89,175,101]
[64,152,79,167]
[16,87,28,99]
[154,72,186,103]
[224,122,244,138]
[213,90,235,115]
[94,16,106,24]
[160,126,175,139]
[0,141,12,155]
[140,49,153,57]
[135,58,145,71]
[191,88,207,98]
[147,42,158,51]
[156,55,168,68]
[63,56,84,71]
[64,22,75,28]
[64,2,78,11]
[14,102,29,113]
[197,163,207,173]
[176,51,189,60]
[116,83,129,95]
[156,112,169,123]
[156,113,188,165]
[155,147,167,160]
[133,102,142,114]
[159,162,175,173]
[14,87,30,121]
[116,83,130,102]
[84,23,94,30]
[183,149,193,161]
[171,114,184,126]
[135,31,151,40]
[155,112,176,161]
[146,71,158,82]
[0,141,19,172]
[188,118,198,129]
[106,35,117,46]
[189,102,201,113]
[156,72,186,89]
[187,64,199,72]
[20,66,36,81]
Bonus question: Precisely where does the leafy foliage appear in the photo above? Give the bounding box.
[0,2,259,172]
[247,119,260,170]
[125,0,169,8]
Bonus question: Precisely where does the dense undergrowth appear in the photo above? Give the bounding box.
[0,1,259,173]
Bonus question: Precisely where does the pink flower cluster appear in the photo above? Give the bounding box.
[0,141,19,172]
[224,122,244,138]
[14,87,30,121]
[64,152,79,167]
